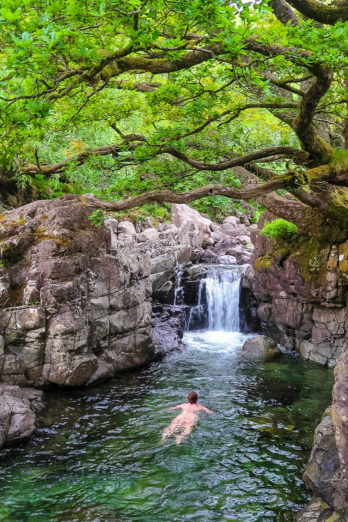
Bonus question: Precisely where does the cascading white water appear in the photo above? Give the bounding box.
[173,264,184,306]
[205,267,241,331]
[187,265,244,332]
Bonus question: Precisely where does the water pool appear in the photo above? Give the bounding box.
[0,329,333,521]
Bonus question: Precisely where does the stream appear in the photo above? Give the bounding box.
[0,267,334,521]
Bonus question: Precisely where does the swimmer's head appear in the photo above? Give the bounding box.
[188,391,198,404]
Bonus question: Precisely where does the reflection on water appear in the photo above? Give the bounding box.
[0,330,333,521]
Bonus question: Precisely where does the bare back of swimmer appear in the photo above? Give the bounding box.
[161,391,212,445]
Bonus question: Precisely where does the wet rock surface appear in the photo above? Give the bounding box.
[241,335,281,361]
[244,213,348,519]
[0,198,255,388]
[294,497,343,522]
[332,352,348,513]
[151,304,186,356]
[0,384,43,449]
[302,407,341,508]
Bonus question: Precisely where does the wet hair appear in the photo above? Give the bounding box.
[188,391,198,404]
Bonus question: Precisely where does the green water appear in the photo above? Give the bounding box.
[0,330,333,522]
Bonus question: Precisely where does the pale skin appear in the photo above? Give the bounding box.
[161,400,213,445]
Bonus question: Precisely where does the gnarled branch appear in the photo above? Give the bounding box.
[287,0,348,24]
[82,175,294,211]
[161,145,308,170]
[269,0,299,25]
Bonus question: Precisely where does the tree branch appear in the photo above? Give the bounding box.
[82,175,294,211]
[20,144,126,176]
[269,0,299,25]
[160,145,308,171]
[287,0,348,24]
[294,66,333,164]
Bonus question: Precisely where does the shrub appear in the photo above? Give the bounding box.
[88,209,105,227]
[261,219,300,241]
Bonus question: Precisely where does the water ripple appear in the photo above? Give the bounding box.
[0,330,333,521]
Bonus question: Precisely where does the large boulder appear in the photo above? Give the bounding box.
[332,352,348,511]
[171,203,212,248]
[241,335,281,361]
[0,384,44,449]
[151,304,186,356]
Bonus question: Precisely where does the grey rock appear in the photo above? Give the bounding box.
[0,384,44,449]
[152,304,186,356]
[137,228,159,242]
[118,221,136,236]
[218,255,237,265]
[237,234,252,246]
[242,211,348,366]
[190,248,204,264]
[241,335,281,361]
[221,223,238,236]
[294,497,343,521]
[303,407,340,508]
[223,216,240,226]
[300,341,314,360]
[0,197,155,386]
[200,249,219,264]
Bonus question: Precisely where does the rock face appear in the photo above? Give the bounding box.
[301,395,348,520]
[0,196,194,387]
[0,197,255,387]
[0,384,43,449]
[243,212,348,366]
[332,352,348,513]
[151,304,186,356]
[303,407,341,508]
[241,335,281,361]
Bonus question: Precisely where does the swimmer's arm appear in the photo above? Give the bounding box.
[167,403,184,412]
[199,404,213,414]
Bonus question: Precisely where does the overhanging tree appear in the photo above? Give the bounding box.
[0,0,347,241]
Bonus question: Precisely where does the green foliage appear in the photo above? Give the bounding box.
[0,0,346,228]
[251,210,262,224]
[261,219,300,241]
[29,174,74,199]
[88,209,105,227]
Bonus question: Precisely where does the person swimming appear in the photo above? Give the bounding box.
[161,391,213,445]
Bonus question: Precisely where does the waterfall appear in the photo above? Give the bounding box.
[173,264,185,305]
[187,266,244,332]
[205,267,241,331]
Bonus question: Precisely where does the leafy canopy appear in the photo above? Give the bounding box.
[0,0,347,232]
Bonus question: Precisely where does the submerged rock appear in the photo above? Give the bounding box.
[294,497,343,521]
[241,335,281,361]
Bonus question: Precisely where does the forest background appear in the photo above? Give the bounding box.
[0,0,347,239]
